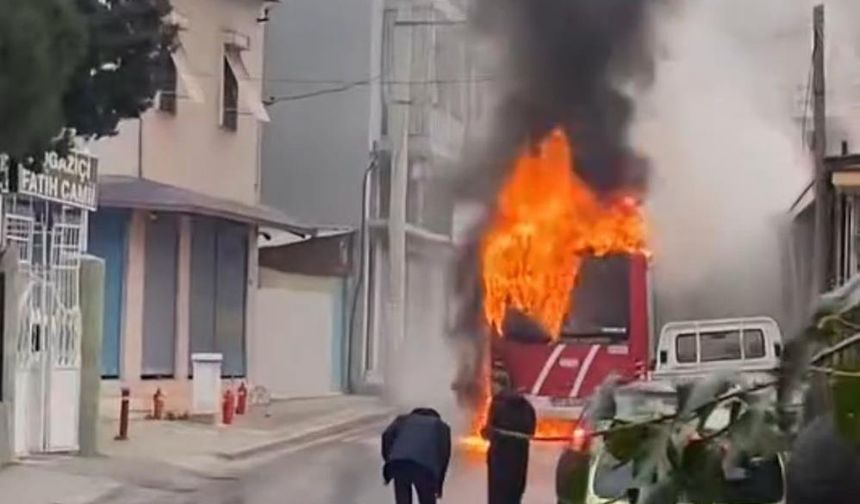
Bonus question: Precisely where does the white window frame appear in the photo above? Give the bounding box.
[222,44,271,123]
[219,46,240,130]
[170,41,205,104]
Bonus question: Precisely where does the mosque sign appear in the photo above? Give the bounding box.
[0,151,98,210]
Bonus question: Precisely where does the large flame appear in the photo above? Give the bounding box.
[481,128,646,339]
[459,128,647,455]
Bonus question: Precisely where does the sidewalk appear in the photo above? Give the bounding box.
[103,394,391,471]
[6,395,392,504]
[0,464,121,504]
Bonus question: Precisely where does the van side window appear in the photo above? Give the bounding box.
[676,333,697,363]
[743,329,766,359]
[700,330,742,362]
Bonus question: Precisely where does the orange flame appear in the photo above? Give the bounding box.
[481,128,647,339]
[458,128,646,456]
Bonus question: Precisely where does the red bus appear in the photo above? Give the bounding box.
[492,253,651,419]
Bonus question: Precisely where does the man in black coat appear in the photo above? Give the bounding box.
[382,408,452,504]
[483,389,537,504]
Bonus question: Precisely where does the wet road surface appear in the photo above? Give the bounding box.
[130,422,560,504]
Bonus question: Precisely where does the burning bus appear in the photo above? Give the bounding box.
[460,127,649,444]
[493,253,651,419]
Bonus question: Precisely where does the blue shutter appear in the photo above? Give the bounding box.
[142,213,179,377]
[189,217,217,373]
[87,209,129,378]
[215,222,247,377]
[190,218,248,377]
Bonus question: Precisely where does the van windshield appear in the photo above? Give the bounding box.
[560,255,630,339]
[593,453,784,504]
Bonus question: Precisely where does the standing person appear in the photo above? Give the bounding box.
[382,408,452,504]
[483,382,537,504]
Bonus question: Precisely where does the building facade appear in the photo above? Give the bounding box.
[87,0,308,414]
[261,0,480,397]
[253,231,353,399]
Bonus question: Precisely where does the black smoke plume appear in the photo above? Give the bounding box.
[462,0,659,201]
[450,0,661,405]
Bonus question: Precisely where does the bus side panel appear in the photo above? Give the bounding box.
[495,341,568,395]
[572,346,636,399]
[498,341,638,399]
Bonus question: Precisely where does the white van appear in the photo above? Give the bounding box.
[652,317,784,384]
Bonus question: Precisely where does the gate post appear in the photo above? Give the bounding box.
[78,256,105,457]
[0,245,21,465]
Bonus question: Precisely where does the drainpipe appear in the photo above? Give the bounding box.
[347,148,379,393]
[137,117,144,179]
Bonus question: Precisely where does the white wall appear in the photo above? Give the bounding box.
[253,268,343,399]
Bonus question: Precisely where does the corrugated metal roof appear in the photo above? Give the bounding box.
[98,175,315,235]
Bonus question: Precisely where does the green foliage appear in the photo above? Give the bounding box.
[586,274,860,504]
[679,440,722,504]
[832,375,860,443]
[593,378,787,504]
[638,479,679,504]
[64,0,175,140]
[0,0,175,162]
[0,0,86,158]
[605,422,654,462]
[557,450,590,504]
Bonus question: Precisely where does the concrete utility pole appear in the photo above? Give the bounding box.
[79,257,105,457]
[384,0,412,400]
[0,246,21,466]
[812,4,831,295]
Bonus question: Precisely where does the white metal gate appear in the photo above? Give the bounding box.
[5,195,87,454]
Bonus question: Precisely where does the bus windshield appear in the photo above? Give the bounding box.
[560,254,630,339]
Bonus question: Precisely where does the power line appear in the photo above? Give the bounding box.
[179,66,500,85]
[260,75,500,85]
[263,75,500,105]
[264,77,376,104]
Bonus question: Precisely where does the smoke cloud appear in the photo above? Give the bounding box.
[456,0,663,305]
[636,0,860,331]
[457,0,860,336]
[450,0,662,409]
[460,0,662,203]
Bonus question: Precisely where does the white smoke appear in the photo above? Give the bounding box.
[384,256,469,433]
[632,0,828,329]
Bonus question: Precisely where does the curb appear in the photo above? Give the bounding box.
[216,410,392,461]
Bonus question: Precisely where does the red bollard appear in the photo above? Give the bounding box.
[153,388,165,420]
[116,387,130,441]
[236,382,248,415]
[222,388,235,425]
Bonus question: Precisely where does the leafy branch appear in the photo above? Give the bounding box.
[552,273,860,504]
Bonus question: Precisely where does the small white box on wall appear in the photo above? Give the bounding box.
[191,353,223,423]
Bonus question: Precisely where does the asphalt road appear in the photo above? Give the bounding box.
[144,422,561,504]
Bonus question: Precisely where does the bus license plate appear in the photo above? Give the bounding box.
[551,397,580,408]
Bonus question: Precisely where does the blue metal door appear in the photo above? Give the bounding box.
[87,209,128,378]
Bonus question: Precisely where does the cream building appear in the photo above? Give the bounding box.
[87,0,309,414]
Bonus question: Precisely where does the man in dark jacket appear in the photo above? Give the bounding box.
[483,389,537,504]
[382,408,452,504]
